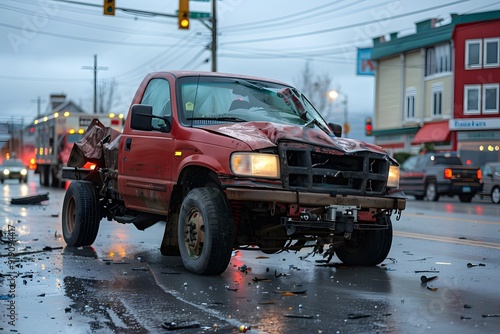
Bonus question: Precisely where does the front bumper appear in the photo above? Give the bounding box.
[225,187,406,210]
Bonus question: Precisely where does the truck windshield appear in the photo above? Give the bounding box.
[177,76,332,134]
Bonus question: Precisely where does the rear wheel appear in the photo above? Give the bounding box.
[425,181,439,201]
[62,181,101,247]
[491,186,500,204]
[335,217,393,266]
[178,187,234,275]
[40,165,50,187]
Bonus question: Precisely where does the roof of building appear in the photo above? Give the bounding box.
[371,10,500,60]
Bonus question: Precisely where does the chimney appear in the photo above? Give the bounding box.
[416,18,437,32]
[373,35,386,46]
[49,94,66,111]
[390,32,398,41]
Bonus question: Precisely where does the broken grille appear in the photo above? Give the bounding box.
[279,142,389,195]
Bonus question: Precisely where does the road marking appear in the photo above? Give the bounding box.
[394,230,500,250]
[404,213,500,226]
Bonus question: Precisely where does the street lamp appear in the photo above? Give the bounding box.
[327,90,349,137]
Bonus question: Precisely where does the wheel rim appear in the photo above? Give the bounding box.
[492,188,500,204]
[65,197,76,234]
[426,183,436,200]
[183,208,205,259]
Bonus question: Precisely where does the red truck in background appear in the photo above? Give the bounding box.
[33,111,122,187]
[61,71,406,275]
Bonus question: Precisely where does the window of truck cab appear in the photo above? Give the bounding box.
[140,78,172,131]
[176,76,330,132]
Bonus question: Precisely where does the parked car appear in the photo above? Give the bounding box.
[479,162,500,204]
[0,159,28,183]
[399,152,482,202]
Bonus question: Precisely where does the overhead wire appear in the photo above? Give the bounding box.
[221,0,364,32]
[220,0,470,45]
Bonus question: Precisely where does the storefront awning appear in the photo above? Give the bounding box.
[411,121,450,144]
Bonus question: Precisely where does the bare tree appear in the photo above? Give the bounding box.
[294,62,333,119]
[98,78,120,115]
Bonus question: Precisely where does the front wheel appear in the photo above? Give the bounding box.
[62,181,101,247]
[178,187,234,275]
[491,186,500,204]
[335,217,393,266]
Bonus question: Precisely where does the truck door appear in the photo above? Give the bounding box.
[119,78,174,214]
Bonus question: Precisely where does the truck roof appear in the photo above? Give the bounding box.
[145,70,290,86]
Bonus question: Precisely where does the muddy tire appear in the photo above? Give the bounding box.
[425,181,439,201]
[62,181,101,247]
[178,187,234,275]
[335,217,393,266]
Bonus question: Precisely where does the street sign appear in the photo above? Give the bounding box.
[189,11,210,19]
[175,11,211,19]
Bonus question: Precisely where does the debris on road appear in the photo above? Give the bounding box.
[467,262,485,268]
[285,314,314,319]
[420,275,438,283]
[10,193,49,205]
[161,321,201,330]
[415,270,440,273]
[482,314,500,318]
[347,313,371,319]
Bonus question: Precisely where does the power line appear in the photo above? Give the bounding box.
[0,21,205,47]
[220,0,470,45]
[221,0,358,31]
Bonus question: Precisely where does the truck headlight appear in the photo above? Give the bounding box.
[231,153,280,179]
[387,165,400,188]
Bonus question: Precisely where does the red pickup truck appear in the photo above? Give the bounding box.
[61,71,406,275]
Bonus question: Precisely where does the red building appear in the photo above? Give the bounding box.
[452,18,500,165]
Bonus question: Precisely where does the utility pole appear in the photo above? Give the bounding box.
[82,54,108,114]
[31,96,46,118]
[211,0,217,72]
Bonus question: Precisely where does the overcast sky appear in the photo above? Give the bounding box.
[1,0,500,130]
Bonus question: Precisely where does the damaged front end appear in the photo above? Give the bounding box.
[224,139,405,264]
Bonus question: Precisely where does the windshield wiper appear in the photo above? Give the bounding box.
[187,116,247,122]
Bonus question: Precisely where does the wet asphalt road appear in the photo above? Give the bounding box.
[1,172,500,333]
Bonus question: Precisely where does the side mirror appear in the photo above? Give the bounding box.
[130,104,172,133]
[130,104,154,131]
[328,122,342,137]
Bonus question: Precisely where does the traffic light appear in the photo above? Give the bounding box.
[178,0,189,30]
[365,117,372,136]
[103,0,115,16]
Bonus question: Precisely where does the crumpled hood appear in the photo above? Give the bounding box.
[202,122,388,154]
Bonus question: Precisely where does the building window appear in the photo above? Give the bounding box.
[465,39,482,69]
[484,38,500,67]
[405,87,416,120]
[431,84,443,117]
[425,43,451,76]
[464,85,481,114]
[483,84,499,114]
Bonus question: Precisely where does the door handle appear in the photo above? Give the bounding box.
[125,138,132,151]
